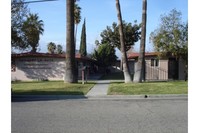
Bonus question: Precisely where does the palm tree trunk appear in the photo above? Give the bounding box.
[74,23,78,49]
[65,0,78,83]
[134,0,147,82]
[31,47,37,53]
[115,0,132,83]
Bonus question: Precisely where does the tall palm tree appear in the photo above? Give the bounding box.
[22,13,44,53]
[56,44,63,54]
[74,3,81,49]
[134,0,147,82]
[115,0,132,83]
[47,42,56,54]
[64,0,77,83]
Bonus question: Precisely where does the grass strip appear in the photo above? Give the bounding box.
[11,81,95,95]
[108,81,188,95]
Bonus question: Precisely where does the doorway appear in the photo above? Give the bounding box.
[168,58,178,80]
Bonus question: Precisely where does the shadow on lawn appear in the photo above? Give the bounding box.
[11,92,88,102]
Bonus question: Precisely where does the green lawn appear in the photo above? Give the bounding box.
[108,81,188,95]
[11,81,95,95]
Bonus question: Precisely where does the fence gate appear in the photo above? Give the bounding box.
[145,63,168,81]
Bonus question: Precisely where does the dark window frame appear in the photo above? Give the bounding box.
[151,58,159,67]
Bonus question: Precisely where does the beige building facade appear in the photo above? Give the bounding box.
[11,52,187,81]
[128,52,187,81]
[12,53,95,81]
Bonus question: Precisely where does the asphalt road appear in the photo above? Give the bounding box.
[12,98,187,133]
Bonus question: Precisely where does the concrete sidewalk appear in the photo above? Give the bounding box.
[86,80,110,97]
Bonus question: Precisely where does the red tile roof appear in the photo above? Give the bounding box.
[12,52,95,62]
[128,52,159,59]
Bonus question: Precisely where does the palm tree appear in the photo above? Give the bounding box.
[64,0,77,83]
[22,13,44,53]
[115,0,132,83]
[74,3,81,49]
[47,42,56,54]
[56,44,63,54]
[133,0,147,82]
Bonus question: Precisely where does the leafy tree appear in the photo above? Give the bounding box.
[65,0,77,83]
[11,0,30,50]
[79,19,87,56]
[180,23,188,63]
[134,0,147,83]
[150,9,188,61]
[98,20,141,78]
[47,42,56,54]
[56,44,63,54]
[92,43,117,72]
[115,0,132,83]
[22,13,44,53]
[99,21,141,51]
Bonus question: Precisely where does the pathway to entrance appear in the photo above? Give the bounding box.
[86,80,110,97]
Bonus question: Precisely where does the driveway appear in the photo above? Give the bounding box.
[12,98,187,133]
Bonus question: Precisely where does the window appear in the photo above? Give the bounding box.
[151,58,159,67]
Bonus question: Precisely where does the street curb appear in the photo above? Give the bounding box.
[12,94,188,101]
[86,94,188,100]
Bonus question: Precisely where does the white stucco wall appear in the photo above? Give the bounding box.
[12,57,65,81]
